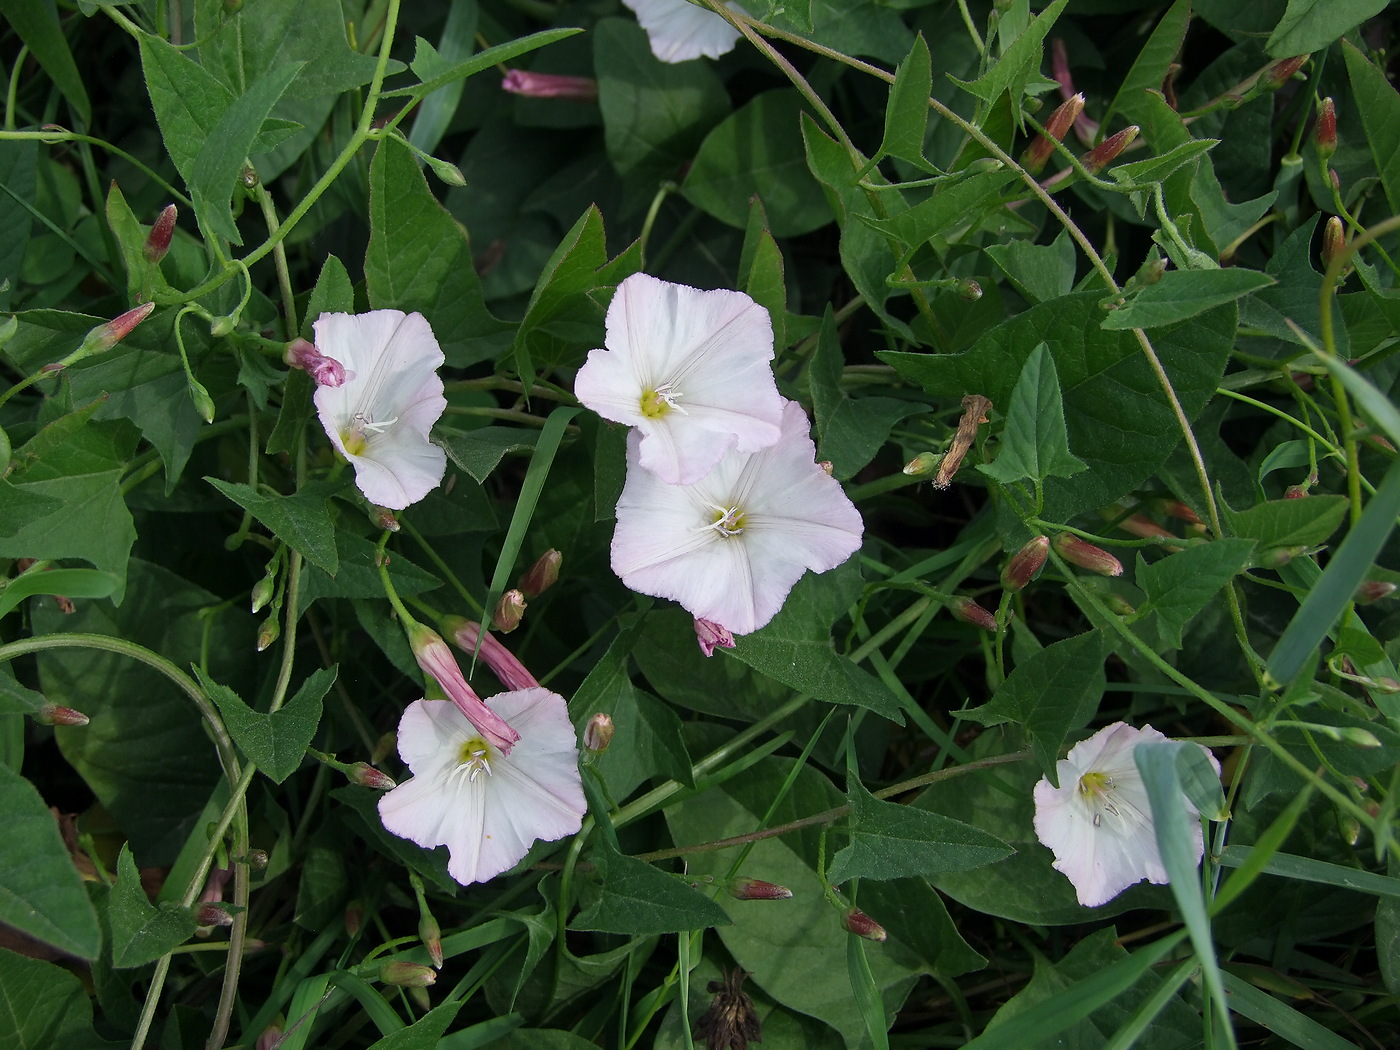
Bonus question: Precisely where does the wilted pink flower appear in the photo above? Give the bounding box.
[694,617,736,657]
[445,618,541,692]
[409,623,519,754]
[501,69,598,101]
[285,337,346,387]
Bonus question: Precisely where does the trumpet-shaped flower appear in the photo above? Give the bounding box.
[1033,722,1220,908]
[621,0,741,63]
[313,310,447,510]
[575,273,783,485]
[378,691,585,886]
[611,400,863,635]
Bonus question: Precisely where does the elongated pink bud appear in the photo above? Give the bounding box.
[949,596,997,631]
[1053,534,1123,576]
[729,877,792,900]
[379,961,437,987]
[348,762,396,790]
[1084,126,1139,173]
[284,337,346,387]
[1316,97,1336,159]
[419,913,443,969]
[444,617,540,691]
[1001,536,1049,591]
[81,301,155,356]
[409,623,520,753]
[1322,216,1346,271]
[144,204,178,263]
[1023,93,1084,173]
[36,702,90,726]
[842,908,887,942]
[1263,54,1308,90]
[501,69,598,102]
[1162,501,1201,525]
[694,617,736,657]
[518,549,562,597]
[1355,580,1396,605]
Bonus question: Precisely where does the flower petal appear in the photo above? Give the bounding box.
[620,0,741,63]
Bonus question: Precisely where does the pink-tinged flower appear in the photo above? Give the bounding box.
[286,337,347,387]
[1033,722,1220,908]
[444,618,540,692]
[378,692,586,886]
[611,400,863,635]
[501,69,599,101]
[409,624,520,754]
[694,617,735,657]
[621,0,741,63]
[575,273,783,486]
[312,310,447,510]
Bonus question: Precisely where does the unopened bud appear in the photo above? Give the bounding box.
[369,504,400,532]
[189,378,216,424]
[256,615,281,652]
[1263,54,1308,90]
[957,278,982,301]
[949,596,997,631]
[196,903,234,927]
[501,69,599,102]
[841,908,887,942]
[491,589,526,633]
[144,204,178,264]
[284,338,346,387]
[1162,501,1201,525]
[1322,216,1346,271]
[81,301,155,356]
[1316,97,1337,159]
[344,901,365,937]
[1330,168,1342,195]
[1355,580,1396,605]
[1053,534,1123,576]
[209,314,236,338]
[255,1025,282,1050]
[517,549,562,597]
[1284,484,1308,499]
[36,702,90,726]
[348,762,397,790]
[1001,535,1049,591]
[1136,255,1167,285]
[1257,545,1307,569]
[694,617,735,658]
[244,849,269,870]
[1023,93,1084,173]
[1338,814,1361,846]
[729,877,792,901]
[1104,593,1136,616]
[1084,126,1139,173]
[250,574,275,614]
[584,712,614,753]
[408,985,432,1011]
[425,156,467,187]
[419,914,443,969]
[1341,726,1384,746]
[903,451,939,476]
[379,961,437,988]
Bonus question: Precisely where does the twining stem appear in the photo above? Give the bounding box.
[255,185,300,340]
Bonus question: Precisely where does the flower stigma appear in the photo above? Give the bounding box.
[708,504,746,537]
[639,383,685,419]
[1078,770,1121,826]
[341,411,399,456]
[458,737,493,782]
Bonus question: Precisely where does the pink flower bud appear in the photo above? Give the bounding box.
[444,617,541,691]
[1023,93,1084,173]
[344,902,364,937]
[1115,513,1179,547]
[284,337,346,387]
[36,702,89,726]
[1053,534,1123,576]
[348,762,397,790]
[1316,97,1337,159]
[255,1025,282,1050]
[1084,126,1139,173]
[841,908,887,942]
[584,712,614,753]
[419,914,443,969]
[949,596,997,631]
[729,877,792,900]
[144,204,178,264]
[903,451,938,476]
[1355,580,1396,605]
[1322,216,1346,271]
[1284,484,1308,499]
[1264,54,1309,90]
[409,623,521,752]
[1162,501,1201,525]
[491,589,526,634]
[1001,536,1049,591]
[83,301,155,355]
[501,69,599,102]
[256,615,280,652]
[196,903,234,927]
[369,504,400,532]
[379,960,437,988]
[1256,545,1306,569]
[244,849,269,870]
[957,278,983,301]
[517,549,562,597]
[694,617,736,658]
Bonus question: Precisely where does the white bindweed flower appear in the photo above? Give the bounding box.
[612,399,863,635]
[1033,722,1220,908]
[378,691,585,886]
[575,273,784,485]
[621,0,741,63]
[313,310,448,510]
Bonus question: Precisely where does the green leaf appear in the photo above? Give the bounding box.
[1101,268,1274,330]
[1220,972,1361,1050]
[0,763,101,959]
[0,403,136,603]
[963,631,1108,777]
[1108,138,1217,189]
[299,532,440,614]
[977,343,1087,485]
[984,230,1075,305]
[1103,0,1190,129]
[1136,539,1256,649]
[109,843,198,968]
[858,168,1017,248]
[684,91,832,238]
[827,780,1012,884]
[731,569,904,722]
[365,135,512,368]
[1344,42,1400,217]
[809,308,921,480]
[875,34,936,171]
[188,61,304,244]
[949,0,1068,128]
[138,34,240,186]
[1219,846,1400,899]
[381,28,583,98]
[1222,495,1348,551]
[570,845,731,935]
[846,934,889,1050]
[1268,0,1389,56]
[199,666,333,783]
[881,294,1234,521]
[331,786,458,893]
[365,1002,466,1050]
[0,568,119,621]
[205,478,339,575]
[0,0,90,125]
[440,427,540,484]
[0,950,120,1049]
[0,139,37,312]
[594,18,730,184]
[0,669,45,715]
[739,197,787,352]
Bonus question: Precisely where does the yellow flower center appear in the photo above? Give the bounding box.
[1077,770,1119,825]
[458,737,493,782]
[339,411,398,457]
[639,383,683,419]
[709,505,746,537]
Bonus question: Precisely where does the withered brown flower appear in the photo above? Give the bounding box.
[696,968,762,1050]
